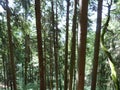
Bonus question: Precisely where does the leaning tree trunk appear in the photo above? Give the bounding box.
[91,0,103,90]
[6,0,17,90]
[35,0,45,89]
[77,0,88,90]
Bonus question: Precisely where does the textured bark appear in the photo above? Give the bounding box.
[69,0,77,90]
[64,0,70,90]
[77,0,88,90]
[91,0,103,90]
[6,0,17,90]
[35,0,45,89]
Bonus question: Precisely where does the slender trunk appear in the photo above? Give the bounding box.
[2,54,7,89]
[6,0,17,90]
[55,1,59,90]
[1,37,7,89]
[77,0,88,90]
[64,0,70,90]
[50,32,53,90]
[25,35,30,85]
[51,0,58,89]
[69,0,77,90]
[35,0,45,89]
[43,29,46,90]
[91,0,103,90]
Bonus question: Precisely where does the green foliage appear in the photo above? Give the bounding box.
[0,0,120,89]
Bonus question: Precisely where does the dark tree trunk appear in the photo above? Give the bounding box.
[55,1,59,90]
[50,32,53,90]
[35,0,45,89]
[91,0,103,90]
[77,0,88,90]
[64,0,70,90]
[6,0,17,90]
[69,0,77,90]
[43,29,47,90]
[25,35,30,85]
[51,0,58,89]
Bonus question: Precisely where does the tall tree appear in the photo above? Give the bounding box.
[55,1,59,89]
[24,34,30,85]
[64,0,70,90]
[35,0,45,89]
[69,0,77,90]
[49,31,53,90]
[6,0,17,90]
[77,0,88,90]
[91,0,103,90]
[51,0,59,89]
[100,0,120,89]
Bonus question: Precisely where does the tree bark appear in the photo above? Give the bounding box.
[64,0,70,90]
[43,29,46,90]
[77,0,88,90]
[51,0,58,89]
[35,0,45,89]
[91,0,103,90]
[6,0,17,90]
[55,1,59,90]
[25,35,30,85]
[50,32,53,90]
[69,0,77,90]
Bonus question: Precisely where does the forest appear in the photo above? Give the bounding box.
[0,0,120,90]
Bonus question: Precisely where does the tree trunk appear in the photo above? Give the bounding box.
[6,0,17,90]
[64,0,70,90]
[91,0,103,90]
[35,0,45,89]
[43,29,46,90]
[25,35,30,85]
[51,0,58,89]
[55,1,59,90]
[50,32,53,90]
[77,0,88,90]
[69,0,77,90]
